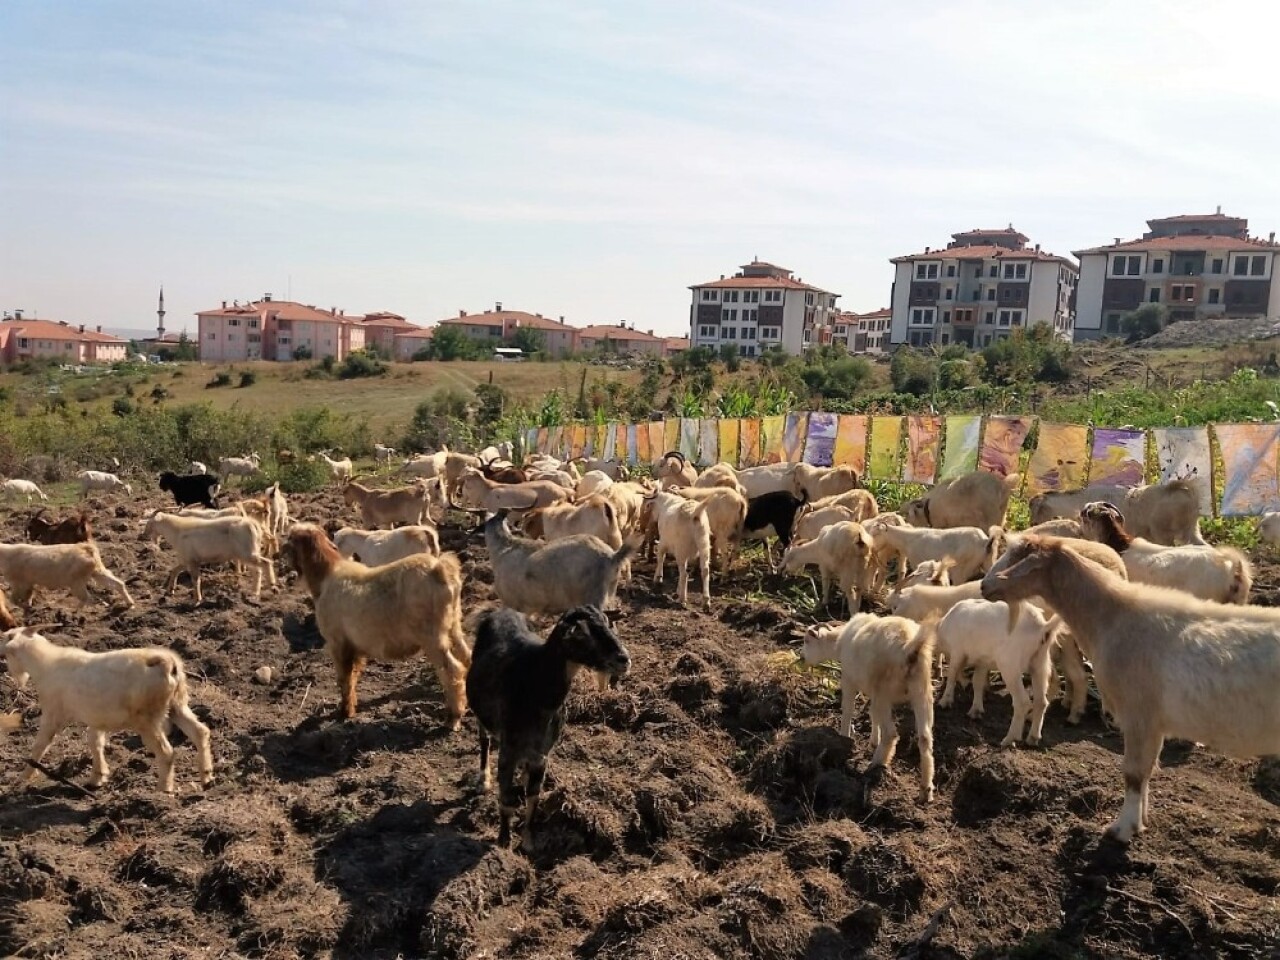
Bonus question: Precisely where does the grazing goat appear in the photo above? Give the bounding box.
[343,480,433,528]
[26,510,91,545]
[2,479,48,504]
[793,504,860,545]
[1080,501,1250,604]
[481,460,529,485]
[797,488,879,525]
[902,470,1014,530]
[374,443,398,465]
[570,457,629,480]
[741,490,806,566]
[0,542,133,609]
[468,606,630,847]
[333,525,440,566]
[158,471,220,509]
[218,453,262,483]
[871,523,999,584]
[484,513,634,621]
[982,535,1280,842]
[692,462,747,496]
[0,587,15,630]
[285,524,468,723]
[781,521,874,610]
[802,614,935,803]
[143,512,275,603]
[1,627,212,793]
[729,462,800,499]
[457,468,570,516]
[933,600,1061,746]
[791,463,859,502]
[78,470,132,499]
[667,484,748,570]
[1030,479,1206,546]
[643,489,713,611]
[523,497,622,551]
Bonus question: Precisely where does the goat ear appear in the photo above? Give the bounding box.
[994,549,1050,581]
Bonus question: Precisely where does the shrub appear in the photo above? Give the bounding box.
[336,350,387,380]
[238,371,257,388]
[242,459,331,494]
[293,345,313,361]
[112,397,134,417]
[207,372,232,388]
[890,350,936,396]
[1122,304,1167,343]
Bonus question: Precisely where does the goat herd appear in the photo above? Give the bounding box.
[1,443,1279,854]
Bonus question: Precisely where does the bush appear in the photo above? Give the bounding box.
[336,350,387,380]
[242,459,331,494]
[206,372,232,388]
[112,397,134,417]
[292,345,313,361]
[890,350,936,396]
[238,371,257,388]
[1122,304,1167,343]
[937,358,977,391]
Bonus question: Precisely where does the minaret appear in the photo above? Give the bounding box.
[157,286,166,340]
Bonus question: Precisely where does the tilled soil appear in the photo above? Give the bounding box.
[1,491,1278,959]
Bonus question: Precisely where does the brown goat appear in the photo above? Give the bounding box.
[26,510,92,545]
[284,524,469,724]
[481,461,529,484]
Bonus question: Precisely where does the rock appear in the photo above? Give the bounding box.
[253,666,273,685]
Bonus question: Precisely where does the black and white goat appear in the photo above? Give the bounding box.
[466,605,631,848]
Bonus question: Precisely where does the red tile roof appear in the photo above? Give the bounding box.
[665,337,690,348]
[197,300,353,323]
[891,244,1075,266]
[1073,234,1280,256]
[951,227,1030,243]
[394,327,434,339]
[360,312,419,329]
[578,325,662,341]
[0,318,127,343]
[1148,212,1242,224]
[691,275,836,293]
[438,310,577,332]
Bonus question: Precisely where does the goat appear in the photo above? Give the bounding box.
[26,510,91,545]
[653,451,698,490]
[793,504,860,544]
[0,627,212,793]
[0,587,15,629]
[158,471,220,509]
[902,470,1014,530]
[314,451,353,484]
[143,511,275,603]
[933,600,1062,746]
[285,524,468,724]
[797,488,879,525]
[77,470,132,499]
[792,463,860,502]
[982,535,1280,842]
[374,443,398,465]
[342,480,433,528]
[1080,501,1250,604]
[217,453,262,483]
[667,484,748,571]
[872,523,999,584]
[457,468,570,517]
[467,606,630,847]
[333,525,440,566]
[573,470,613,500]
[780,521,874,611]
[643,489,713,611]
[2,479,48,504]
[188,460,209,475]
[801,613,935,803]
[693,463,748,496]
[0,542,133,609]
[264,482,289,537]
[1030,479,1207,546]
[741,490,806,566]
[570,457,629,480]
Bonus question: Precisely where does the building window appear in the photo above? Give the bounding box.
[1208,289,1220,304]
[1234,257,1249,276]
[944,288,953,300]
[1114,255,1141,276]
[910,308,935,326]
[741,326,756,340]
[1152,258,1164,274]
[974,267,982,278]
[943,311,951,322]
[1211,258,1224,274]
[1016,263,1027,279]
[989,265,998,278]
[746,290,759,303]
[986,289,995,301]
[946,265,956,277]
[698,325,716,338]
[248,319,259,329]
[1252,255,1267,276]
[724,327,736,340]
[1105,312,1122,333]
[915,264,926,279]
[984,311,994,324]
[1149,288,1160,303]
[927,264,938,279]
[1003,264,1014,279]
[760,326,780,339]
[701,290,716,301]
[998,310,1010,326]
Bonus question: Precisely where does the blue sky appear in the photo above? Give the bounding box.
[4,0,1280,337]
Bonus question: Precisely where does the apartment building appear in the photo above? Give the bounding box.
[358,311,423,357]
[436,305,579,357]
[394,327,434,361]
[831,308,891,355]
[577,323,667,357]
[888,227,1078,348]
[689,259,839,357]
[1074,211,1280,339]
[0,313,129,365]
[196,296,366,362]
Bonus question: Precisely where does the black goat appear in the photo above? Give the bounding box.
[158,471,220,509]
[742,490,807,567]
[467,605,631,848]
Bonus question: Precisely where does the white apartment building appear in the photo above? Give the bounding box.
[832,308,891,355]
[888,227,1077,348]
[1073,211,1280,339]
[688,259,838,356]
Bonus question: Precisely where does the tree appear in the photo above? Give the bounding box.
[430,325,473,361]
[1122,304,1167,343]
[510,326,545,357]
[718,343,741,372]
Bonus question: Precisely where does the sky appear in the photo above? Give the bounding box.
[4,1,1280,338]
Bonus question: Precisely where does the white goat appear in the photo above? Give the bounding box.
[0,542,134,609]
[793,505,860,544]
[667,484,748,570]
[374,443,398,466]
[644,489,713,611]
[77,470,132,498]
[143,511,276,603]
[315,451,353,484]
[780,521,874,610]
[188,460,209,475]
[801,614,935,803]
[934,600,1061,747]
[983,536,1280,842]
[872,523,999,583]
[217,453,261,482]
[1,627,213,793]
[333,525,440,566]
[2,479,48,504]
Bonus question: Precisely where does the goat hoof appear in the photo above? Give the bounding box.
[999,737,1018,748]
[967,709,984,720]
[918,787,934,804]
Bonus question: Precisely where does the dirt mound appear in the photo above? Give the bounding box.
[1,488,1279,957]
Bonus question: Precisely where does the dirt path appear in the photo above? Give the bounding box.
[0,491,1278,958]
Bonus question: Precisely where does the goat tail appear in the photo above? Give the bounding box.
[1221,546,1254,604]
[985,525,1006,568]
[906,616,938,675]
[612,536,642,569]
